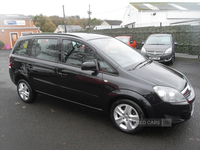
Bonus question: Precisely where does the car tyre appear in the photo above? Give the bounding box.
[110,99,145,134]
[17,79,37,103]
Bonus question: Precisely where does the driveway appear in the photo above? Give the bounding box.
[0,49,200,150]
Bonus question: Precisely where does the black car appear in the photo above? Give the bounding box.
[141,34,177,65]
[9,33,195,134]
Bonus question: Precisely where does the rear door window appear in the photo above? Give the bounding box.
[13,39,31,56]
[31,38,59,62]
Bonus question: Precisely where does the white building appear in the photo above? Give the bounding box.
[122,2,200,28]
[54,25,84,33]
[94,20,122,30]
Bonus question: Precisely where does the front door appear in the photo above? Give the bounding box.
[11,33,18,48]
[57,38,103,109]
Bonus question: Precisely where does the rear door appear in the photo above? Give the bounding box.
[26,37,59,96]
[57,38,103,109]
[10,38,31,83]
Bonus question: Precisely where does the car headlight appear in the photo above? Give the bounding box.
[165,47,172,54]
[141,47,146,53]
[153,86,187,103]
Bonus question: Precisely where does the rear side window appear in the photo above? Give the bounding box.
[13,39,31,56]
[31,38,59,62]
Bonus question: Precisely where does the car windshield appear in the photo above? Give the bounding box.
[146,36,171,45]
[116,37,129,44]
[90,38,146,69]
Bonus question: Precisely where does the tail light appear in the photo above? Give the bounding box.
[9,54,11,67]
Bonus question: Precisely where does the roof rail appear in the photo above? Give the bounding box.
[23,33,82,38]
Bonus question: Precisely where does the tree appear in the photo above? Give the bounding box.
[79,18,89,28]
[0,41,5,49]
[49,15,64,27]
[34,14,56,32]
[75,15,80,19]
[91,18,102,26]
[33,15,40,24]
[31,14,102,31]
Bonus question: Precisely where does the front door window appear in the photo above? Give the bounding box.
[62,39,95,66]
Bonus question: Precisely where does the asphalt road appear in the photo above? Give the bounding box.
[0,50,200,150]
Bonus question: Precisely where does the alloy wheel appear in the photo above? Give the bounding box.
[113,104,140,131]
[18,82,30,101]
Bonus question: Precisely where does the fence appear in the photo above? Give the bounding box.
[80,25,200,56]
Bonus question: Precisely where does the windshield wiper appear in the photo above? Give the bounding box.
[128,60,152,71]
[128,61,146,71]
[139,59,153,68]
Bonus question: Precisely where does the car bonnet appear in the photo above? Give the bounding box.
[129,61,186,92]
[144,44,171,52]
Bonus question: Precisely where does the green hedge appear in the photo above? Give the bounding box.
[0,40,5,49]
[80,25,200,55]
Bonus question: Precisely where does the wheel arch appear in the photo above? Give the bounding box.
[105,90,154,118]
[14,74,35,92]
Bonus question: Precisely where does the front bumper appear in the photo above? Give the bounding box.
[143,53,173,63]
[151,100,195,123]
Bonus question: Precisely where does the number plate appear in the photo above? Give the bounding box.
[149,57,160,60]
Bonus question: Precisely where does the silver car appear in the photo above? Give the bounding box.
[141,34,177,65]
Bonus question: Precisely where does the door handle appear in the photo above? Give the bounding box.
[58,72,68,77]
[27,64,32,68]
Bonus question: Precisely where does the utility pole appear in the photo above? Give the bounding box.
[63,5,67,33]
[87,5,92,29]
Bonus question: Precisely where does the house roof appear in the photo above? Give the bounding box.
[130,2,200,11]
[104,20,122,25]
[85,25,94,29]
[58,25,83,31]
[0,14,31,20]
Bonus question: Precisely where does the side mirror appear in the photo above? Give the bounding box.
[81,61,97,71]
[142,42,145,45]
[174,42,177,45]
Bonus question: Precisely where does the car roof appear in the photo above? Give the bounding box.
[115,36,131,38]
[149,34,172,37]
[22,33,110,41]
[68,33,109,40]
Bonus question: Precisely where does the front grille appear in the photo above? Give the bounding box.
[183,88,191,99]
[181,83,193,102]
[147,51,163,57]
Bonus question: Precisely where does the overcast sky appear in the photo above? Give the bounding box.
[1,0,200,20]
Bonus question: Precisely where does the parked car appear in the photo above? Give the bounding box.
[115,36,137,48]
[9,33,195,134]
[141,34,177,65]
